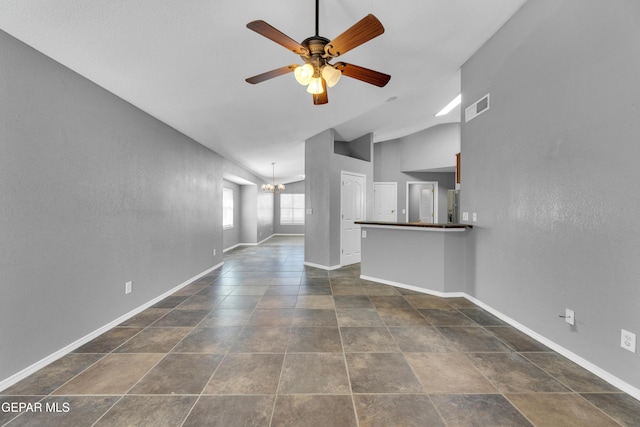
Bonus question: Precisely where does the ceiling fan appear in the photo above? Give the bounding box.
[245,0,391,105]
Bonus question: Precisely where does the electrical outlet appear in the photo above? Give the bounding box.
[125,281,132,295]
[565,308,575,326]
[213,249,216,256]
[472,212,477,222]
[462,212,469,221]
[621,329,636,353]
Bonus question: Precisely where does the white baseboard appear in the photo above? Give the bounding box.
[361,274,640,402]
[224,234,283,252]
[0,262,223,393]
[304,261,342,271]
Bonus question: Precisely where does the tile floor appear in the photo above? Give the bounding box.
[2,235,640,426]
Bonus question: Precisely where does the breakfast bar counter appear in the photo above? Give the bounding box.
[355,221,473,295]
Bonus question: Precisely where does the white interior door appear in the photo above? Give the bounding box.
[373,182,397,222]
[341,172,366,266]
[419,185,434,223]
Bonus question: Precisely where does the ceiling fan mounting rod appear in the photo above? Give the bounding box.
[315,0,319,37]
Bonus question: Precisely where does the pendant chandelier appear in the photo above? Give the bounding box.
[262,163,285,193]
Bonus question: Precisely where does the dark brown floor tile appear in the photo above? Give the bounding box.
[6,396,118,427]
[330,277,362,286]
[459,307,507,326]
[376,307,430,326]
[437,326,513,352]
[403,294,452,309]
[287,327,343,352]
[468,352,569,393]
[203,353,283,394]
[404,353,497,393]
[418,308,477,326]
[217,295,262,309]
[444,297,477,308]
[334,295,374,309]
[230,285,270,295]
[485,326,550,352]
[295,295,335,309]
[94,395,196,426]
[298,284,332,295]
[264,285,300,296]
[52,353,163,395]
[389,327,456,352]
[256,295,298,308]
[336,308,385,327]
[331,285,368,296]
[230,327,290,353]
[247,309,294,326]
[151,295,189,308]
[340,327,399,353]
[129,353,222,395]
[114,327,190,353]
[431,394,533,427]
[581,393,640,426]
[346,353,423,393]
[507,393,620,426]
[292,309,338,327]
[177,294,225,310]
[523,352,620,393]
[119,308,170,327]
[369,296,413,309]
[362,284,400,296]
[199,308,253,327]
[393,287,424,295]
[196,285,236,296]
[172,326,241,353]
[300,277,330,286]
[279,353,350,394]
[72,327,141,353]
[354,394,445,427]
[172,282,209,296]
[1,354,103,396]
[183,395,274,427]
[151,308,211,327]
[271,395,357,427]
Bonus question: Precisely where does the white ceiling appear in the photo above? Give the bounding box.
[0,0,526,183]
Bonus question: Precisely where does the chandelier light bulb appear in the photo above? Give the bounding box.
[321,64,341,88]
[307,77,324,94]
[294,63,314,86]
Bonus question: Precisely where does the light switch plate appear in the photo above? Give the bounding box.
[472,212,477,222]
[362,230,367,238]
[462,212,469,221]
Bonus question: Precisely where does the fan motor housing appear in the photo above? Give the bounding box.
[302,36,331,57]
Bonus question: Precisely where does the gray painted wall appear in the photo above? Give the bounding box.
[461,0,640,389]
[274,180,305,235]
[0,30,223,382]
[305,129,373,268]
[222,180,241,250]
[374,140,456,223]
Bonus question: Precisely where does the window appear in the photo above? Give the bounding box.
[280,193,305,225]
[223,187,234,229]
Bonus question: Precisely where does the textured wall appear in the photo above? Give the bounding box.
[0,30,223,383]
[461,0,640,389]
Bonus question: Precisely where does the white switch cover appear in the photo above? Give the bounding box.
[565,308,575,326]
[472,212,477,222]
[125,281,132,294]
[462,212,469,221]
[362,230,367,238]
[306,208,313,215]
[402,209,406,214]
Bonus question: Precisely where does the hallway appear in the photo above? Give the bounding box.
[1,236,639,426]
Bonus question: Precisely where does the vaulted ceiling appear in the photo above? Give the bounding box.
[0,0,526,183]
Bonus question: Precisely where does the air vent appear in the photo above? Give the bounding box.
[465,93,490,122]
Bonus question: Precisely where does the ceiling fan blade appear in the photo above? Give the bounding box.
[334,62,391,87]
[313,79,328,105]
[246,65,298,84]
[247,20,309,56]
[325,14,384,57]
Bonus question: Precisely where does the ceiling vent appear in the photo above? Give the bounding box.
[465,93,490,122]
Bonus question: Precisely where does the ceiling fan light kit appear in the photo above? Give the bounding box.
[245,0,391,105]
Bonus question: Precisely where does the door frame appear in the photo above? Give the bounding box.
[373,181,397,222]
[340,171,367,266]
[406,181,438,223]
